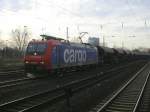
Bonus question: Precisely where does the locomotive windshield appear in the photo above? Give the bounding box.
[26,43,47,55]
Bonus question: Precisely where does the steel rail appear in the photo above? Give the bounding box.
[95,62,149,112]
[0,77,32,88]
[0,61,145,112]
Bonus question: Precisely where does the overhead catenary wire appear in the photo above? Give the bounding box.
[0,0,148,29]
[0,0,150,49]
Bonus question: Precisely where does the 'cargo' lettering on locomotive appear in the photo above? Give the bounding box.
[64,49,86,63]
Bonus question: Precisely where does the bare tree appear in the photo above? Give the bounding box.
[0,40,5,48]
[0,31,5,49]
[12,26,31,53]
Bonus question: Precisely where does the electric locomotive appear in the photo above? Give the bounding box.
[24,35,98,76]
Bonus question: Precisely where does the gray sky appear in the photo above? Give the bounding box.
[0,0,150,49]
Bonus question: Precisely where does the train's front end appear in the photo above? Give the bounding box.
[24,40,50,77]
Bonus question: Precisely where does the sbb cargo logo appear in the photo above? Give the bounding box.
[64,49,86,63]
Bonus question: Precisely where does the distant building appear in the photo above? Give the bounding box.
[88,37,99,46]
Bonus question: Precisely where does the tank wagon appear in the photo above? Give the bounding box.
[24,35,98,75]
[97,46,116,64]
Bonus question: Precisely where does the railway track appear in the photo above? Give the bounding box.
[89,62,150,112]
[0,65,23,72]
[0,70,24,75]
[0,70,25,82]
[0,77,33,89]
[0,61,131,91]
[136,70,150,112]
[0,65,25,82]
[0,61,146,112]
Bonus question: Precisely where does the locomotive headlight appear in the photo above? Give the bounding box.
[25,61,29,64]
[40,61,44,64]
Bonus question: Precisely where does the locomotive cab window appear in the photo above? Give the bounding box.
[26,43,47,55]
[36,43,47,55]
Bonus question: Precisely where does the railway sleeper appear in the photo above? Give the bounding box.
[107,106,133,111]
[106,109,130,112]
[111,103,135,108]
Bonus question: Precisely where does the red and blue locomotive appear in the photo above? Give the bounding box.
[24,35,98,76]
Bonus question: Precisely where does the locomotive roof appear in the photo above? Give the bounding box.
[61,42,96,49]
[40,34,65,41]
